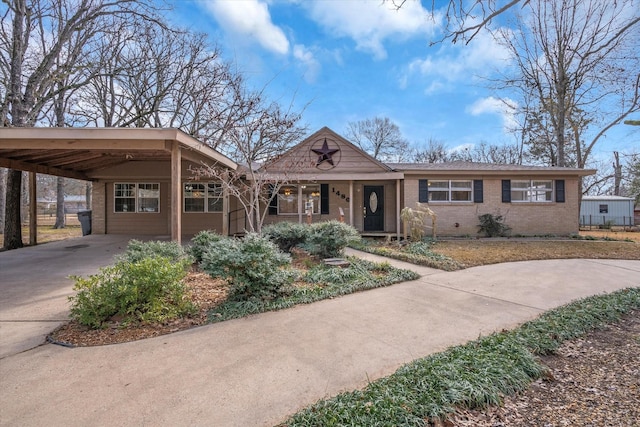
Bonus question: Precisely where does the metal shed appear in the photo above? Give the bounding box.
[580,196,635,227]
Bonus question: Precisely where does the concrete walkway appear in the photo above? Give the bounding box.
[1,238,639,427]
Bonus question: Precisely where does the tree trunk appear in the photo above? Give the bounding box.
[0,168,6,233]
[54,177,66,229]
[613,152,622,196]
[3,170,24,249]
[85,182,92,210]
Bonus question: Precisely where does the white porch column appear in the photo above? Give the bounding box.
[29,172,37,246]
[171,142,182,244]
[396,179,401,240]
[349,180,354,226]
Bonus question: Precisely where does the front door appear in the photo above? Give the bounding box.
[363,186,384,231]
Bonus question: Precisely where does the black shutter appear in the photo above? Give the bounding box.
[502,180,511,203]
[555,180,565,203]
[473,180,483,203]
[320,183,329,214]
[418,179,429,203]
[268,184,278,215]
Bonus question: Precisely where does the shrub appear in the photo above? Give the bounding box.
[405,240,436,256]
[200,233,294,302]
[69,256,194,329]
[478,213,511,237]
[304,220,360,258]
[188,230,223,263]
[263,221,309,253]
[116,239,192,264]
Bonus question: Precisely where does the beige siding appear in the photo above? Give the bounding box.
[90,160,215,181]
[260,180,398,232]
[266,129,389,174]
[105,182,170,236]
[182,213,224,236]
[403,176,580,236]
[92,182,106,234]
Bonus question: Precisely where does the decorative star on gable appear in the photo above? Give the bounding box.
[311,138,340,166]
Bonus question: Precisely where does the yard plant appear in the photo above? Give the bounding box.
[188,230,223,263]
[69,256,194,329]
[285,287,640,426]
[263,222,309,253]
[477,213,511,237]
[351,239,465,271]
[208,257,419,323]
[200,233,294,302]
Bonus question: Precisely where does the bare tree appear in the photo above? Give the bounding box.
[412,138,451,163]
[71,21,242,150]
[623,153,640,202]
[495,0,639,178]
[0,0,161,250]
[388,0,528,44]
[467,141,523,164]
[192,83,308,235]
[345,117,409,162]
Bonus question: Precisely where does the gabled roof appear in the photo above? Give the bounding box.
[262,127,393,174]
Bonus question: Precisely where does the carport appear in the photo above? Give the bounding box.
[0,127,237,244]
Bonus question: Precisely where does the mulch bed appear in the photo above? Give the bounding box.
[447,310,640,426]
[48,271,229,347]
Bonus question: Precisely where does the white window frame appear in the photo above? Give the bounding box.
[114,183,160,213]
[428,180,473,202]
[511,180,553,203]
[183,182,223,213]
[278,185,299,215]
[277,184,321,215]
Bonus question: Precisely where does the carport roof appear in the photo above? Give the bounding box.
[0,127,237,181]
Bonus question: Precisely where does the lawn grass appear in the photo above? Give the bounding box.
[208,257,419,323]
[0,225,82,247]
[283,287,640,426]
[350,240,465,271]
[352,234,640,270]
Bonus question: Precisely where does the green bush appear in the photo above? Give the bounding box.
[200,233,294,302]
[116,239,192,264]
[188,230,223,263]
[69,256,194,329]
[405,240,436,256]
[263,221,309,253]
[304,220,360,258]
[478,213,511,237]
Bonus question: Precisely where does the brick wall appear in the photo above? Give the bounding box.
[403,177,580,236]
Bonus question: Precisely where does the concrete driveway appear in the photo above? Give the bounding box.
[0,235,141,358]
[1,237,639,426]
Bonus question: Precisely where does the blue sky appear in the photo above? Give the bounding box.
[163,0,637,161]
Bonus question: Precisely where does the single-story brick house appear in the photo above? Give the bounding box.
[0,127,594,243]
[257,127,594,237]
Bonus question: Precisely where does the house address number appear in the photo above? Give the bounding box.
[332,187,350,202]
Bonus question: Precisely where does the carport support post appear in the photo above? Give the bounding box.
[29,172,37,246]
[396,179,401,241]
[171,142,182,244]
[349,180,354,226]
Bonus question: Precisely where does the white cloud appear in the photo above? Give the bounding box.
[467,96,518,132]
[403,29,512,92]
[300,0,436,60]
[201,0,289,55]
[293,44,321,83]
